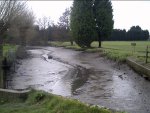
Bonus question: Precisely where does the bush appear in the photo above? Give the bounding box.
[35,92,45,102]
[27,91,46,104]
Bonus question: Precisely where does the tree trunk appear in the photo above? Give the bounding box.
[70,40,73,46]
[0,68,4,88]
[0,37,3,88]
[0,37,3,69]
[98,33,102,48]
[20,27,28,46]
[0,39,3,85]
[98,40,101,48]
[44,30,47,46]
[0,44,3,57]
[21,36,26,46]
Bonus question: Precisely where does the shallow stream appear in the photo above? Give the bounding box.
[1,47,150,113]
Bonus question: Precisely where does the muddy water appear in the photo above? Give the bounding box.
[7,47,150,113]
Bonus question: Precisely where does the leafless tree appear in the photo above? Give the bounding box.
[58,8,71,30]
[0,0,35,59]
[58,8,73,45]
[37,16,53,45]
[0,1,27,34]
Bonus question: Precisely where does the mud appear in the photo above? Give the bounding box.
[4,47,150,113]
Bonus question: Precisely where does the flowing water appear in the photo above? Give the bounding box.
[1,47,150,113]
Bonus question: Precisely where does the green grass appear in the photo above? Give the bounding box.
[49,41,150,63]
[92,41,150,63]
[3,44,17,57]
[92,41,150,51]
[0,90,124,113]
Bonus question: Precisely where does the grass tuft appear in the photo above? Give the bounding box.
[0,90,125,113]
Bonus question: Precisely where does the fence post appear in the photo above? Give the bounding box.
[131,43,136,55]
[145,46,148,63]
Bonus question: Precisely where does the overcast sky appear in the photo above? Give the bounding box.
[27,1,150,32]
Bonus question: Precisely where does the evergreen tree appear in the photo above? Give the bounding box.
[70,0,97,47]
[93,0,114,47]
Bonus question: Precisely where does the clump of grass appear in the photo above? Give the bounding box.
[0,98,7,105]
[103,49,132,62]
[86,48,103,53]
[3,44,17,57]
[0,90,125,113]
[26,90,46,104]
[49,41,71,47]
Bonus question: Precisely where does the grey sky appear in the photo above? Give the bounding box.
[27,1,150,32]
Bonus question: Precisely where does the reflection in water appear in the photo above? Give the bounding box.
[71,67,90,95]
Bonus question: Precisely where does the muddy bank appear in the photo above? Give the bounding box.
[6,47,150,113]
[126,58,150,79]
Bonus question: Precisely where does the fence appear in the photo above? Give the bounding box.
[137,46,150,63]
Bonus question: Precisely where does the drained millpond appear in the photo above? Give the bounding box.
[1,47,150,113]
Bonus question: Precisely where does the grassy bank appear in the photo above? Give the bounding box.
[49,41,150,63]
[3,44,17,57]
[0,90,124,113]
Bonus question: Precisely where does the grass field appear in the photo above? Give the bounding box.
[49,41,150,62]
[93,41,150,62]
[0,90,124,113]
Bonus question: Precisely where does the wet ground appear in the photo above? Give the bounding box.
[5,47,150,113]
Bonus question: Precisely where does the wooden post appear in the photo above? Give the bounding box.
[131,42,136,55]
[145,46,148,64]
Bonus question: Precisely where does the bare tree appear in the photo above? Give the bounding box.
[0,0,35,62]
[58,8,71,30]
[0,1,17,56]
[37,16,52,45]
[25,27,38,45]
[0,1,28,35]
[58,8,73,45]
[0,1,16,32]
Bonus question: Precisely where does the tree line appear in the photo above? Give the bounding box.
[104,26,149,41]
[34,4,149,45]
[33,6,149,46]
